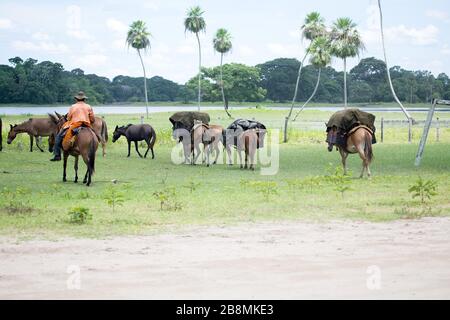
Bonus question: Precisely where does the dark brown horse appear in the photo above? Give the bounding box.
[192,123,224,166]
[112,124,156,159]
[51,115,99,186]
[326,126,374,178]
[53,112,108,157]
[7,117,57,152]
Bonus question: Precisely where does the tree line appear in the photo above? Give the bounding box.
[0,56,449,105]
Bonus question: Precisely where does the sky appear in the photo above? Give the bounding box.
[0,0,449,84]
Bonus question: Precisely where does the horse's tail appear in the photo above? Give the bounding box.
[88,129,97,176]
[364,131,373,163]
[149,126,156,148]
[101,119,108,142]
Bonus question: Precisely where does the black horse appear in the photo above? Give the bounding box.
[112,124,156,159]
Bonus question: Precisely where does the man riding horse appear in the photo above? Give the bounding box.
[50,91,95,161]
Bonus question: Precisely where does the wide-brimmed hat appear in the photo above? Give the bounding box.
[74,91,88,100]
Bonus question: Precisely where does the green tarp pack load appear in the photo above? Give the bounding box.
[326,108,376,133]
[169,112,210,130]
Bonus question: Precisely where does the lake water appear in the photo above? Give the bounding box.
[1,105,449,116]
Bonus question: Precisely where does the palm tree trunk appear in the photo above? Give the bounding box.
[137,49,149,119]
[293,68,321,121]
[220,53,231,118]
[284,52,308,142]
[378,0,413,121]
[344,58,347,109]
[196,33,202,111]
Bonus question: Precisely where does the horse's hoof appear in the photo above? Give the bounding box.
[63,178,67,182]
[74,180,78,184]
[251,167,255,171]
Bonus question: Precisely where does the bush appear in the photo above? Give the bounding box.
[68,207,92,224]
[408,177,438,204]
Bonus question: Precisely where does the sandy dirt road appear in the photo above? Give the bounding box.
[1,217,450,299]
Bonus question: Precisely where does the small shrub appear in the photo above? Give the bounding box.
[78,190,90,199]
[68,207,92,224]
[325,165,352,198]
[152,187,182,211]
[183,179,201,194]
[245,180,279,199]
[408,177,438,204]
[0,187,34,214]
[103,186,125,213]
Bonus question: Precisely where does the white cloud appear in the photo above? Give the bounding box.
[441,44,450,55]
[106,18,128,34]
[267,43,299,57]
[142,1,159,11]
[362,5,439,46]
[426,10,450,22]
[73,54,108,68]
[12,40,69,54]
[66,5,93,40]
[31,32,50,41]
[0,18,12,29]
[236,45,255,57]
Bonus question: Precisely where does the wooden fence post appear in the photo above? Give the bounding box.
[140,115,144,124]
[408,118,412,143]
[380,117,384,143]
[436,117,440,142]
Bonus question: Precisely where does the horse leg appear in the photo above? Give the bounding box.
[238,151,243,169]
[74,156,79,183]
[339,148,348,175]
[134,141,143,158]
[127,140,131,157]
[213,143,220,165]
[35,136,44,152]
[63,152,68,182]
[102,141,106,157]
[83,170,88,184]
[226,145,233,166]
[356,146,367,178]
[244,150,248,169]
[144,139,150,158]
[29,134,33,152]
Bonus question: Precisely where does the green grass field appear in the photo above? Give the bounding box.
[1,109,449,239]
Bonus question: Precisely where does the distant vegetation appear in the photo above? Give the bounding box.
[0,56,449,105]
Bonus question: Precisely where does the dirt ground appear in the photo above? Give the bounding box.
[1,217,450,299]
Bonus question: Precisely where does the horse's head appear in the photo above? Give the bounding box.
[7,124,18,144]
[49,112,67,132]
[112,125,128,142]
[326,126,338,152]
[172,122,190,143]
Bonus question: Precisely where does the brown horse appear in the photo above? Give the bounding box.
[192,123,224,166]
[52,112,108,157]
[225,129,259,170]
[326,126,374,178]
[51,115,99,186]
[7,117,57,152]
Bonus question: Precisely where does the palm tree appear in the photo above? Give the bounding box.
[377,0,413,122]
[293,36,332,120]
[184,6,206,111]
[330,17,364,108]
[284,12,326,142]
[126,20,151,118]
[213,28,233,118]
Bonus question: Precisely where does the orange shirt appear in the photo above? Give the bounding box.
[64,102,95,128]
